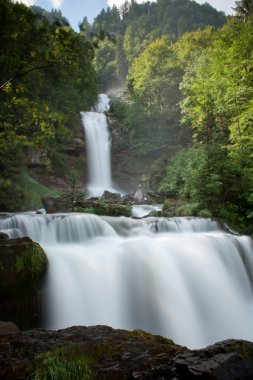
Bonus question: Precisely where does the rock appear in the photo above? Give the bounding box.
[162,198,178,214]
[102,190,121,202]
[175,340,253,380]
[0,326,252,380]
[0,232,9,240]
[84,200,131,217]
[146,191,164,204]
[134,185,144,202]
[0,237,47,289]
[25,147,47,167]
[0,237,47,329]
[0,321,20,335]
[121,193,135,203]
[41,195,69,213]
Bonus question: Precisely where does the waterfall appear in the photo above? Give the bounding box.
[81,94,113,197]
[1,214,253,349]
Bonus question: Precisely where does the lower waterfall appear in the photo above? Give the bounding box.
[1,213,253,349]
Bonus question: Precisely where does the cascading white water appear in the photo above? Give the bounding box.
[81,94,113,197]
[1,214,253,349]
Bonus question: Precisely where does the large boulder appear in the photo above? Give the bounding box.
[0,325,252,380]
[102,190,121,202]
[41,195,69,213]
[0,236,47,329]
[0,236,47,291]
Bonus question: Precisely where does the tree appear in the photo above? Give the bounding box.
[0,0,98,210]
[234,0,253,21]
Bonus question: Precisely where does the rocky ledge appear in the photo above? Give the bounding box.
[0,323,252,380]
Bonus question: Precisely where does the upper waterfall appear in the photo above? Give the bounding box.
[81,94,114,197]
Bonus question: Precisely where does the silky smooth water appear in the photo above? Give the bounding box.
[81,94,114,197]
[1,213,253,348]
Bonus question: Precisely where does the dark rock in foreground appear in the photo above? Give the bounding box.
[0,324,252,379]
[0,238,47,329]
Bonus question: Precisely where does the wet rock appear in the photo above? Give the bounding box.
[0,232,9,240]
[0,237,47,329]
[175,340,253,380]
[0,326,252,380]
[134,185,144,202]
[121,193,135,203]
[102,190,121,202]
[41,195,69,213]
[0,321,20,335]
[0,237,47,289]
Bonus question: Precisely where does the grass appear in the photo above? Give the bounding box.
[21,171,59,210]
[29,345,93,380]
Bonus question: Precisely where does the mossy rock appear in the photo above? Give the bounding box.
[0,237,47,295]
[82,200,131,217]
[162,198,178,214]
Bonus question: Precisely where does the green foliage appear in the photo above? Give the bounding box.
[22,172,59,210]
[0,0,98,210]
[91,0,226,85]
[59,191,86,212]
[234,0,253,21]
[176,202,202,217]
[30,345,93,380]
[156,17,253,232]
[91,0,226,90]
[128,37,181,114]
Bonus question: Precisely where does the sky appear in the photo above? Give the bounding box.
[15,0,236,30]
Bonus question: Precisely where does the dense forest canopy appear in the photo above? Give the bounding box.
[91,0,253,232]
[0,0,98,210]
[91,0,226,89]
[0,0,253,233]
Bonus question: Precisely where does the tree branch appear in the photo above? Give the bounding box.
[0,62,55,91]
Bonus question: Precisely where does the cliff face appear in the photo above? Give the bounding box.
[0,323,253,380]
[24,110,154,201]
[109,115,158,194]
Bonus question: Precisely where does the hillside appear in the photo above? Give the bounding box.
[1,0,253,233]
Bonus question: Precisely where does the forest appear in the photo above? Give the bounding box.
[0,0,253,234]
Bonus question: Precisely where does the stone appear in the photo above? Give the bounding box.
[41,196,69,213]
[0,321,20,335]
[0,237,48,330]
[134,185,144,202]
[121,193,135,203]
[0,327,252,380]
[0,232,9,240]
[102,190,121,202]
[0,237,47,289]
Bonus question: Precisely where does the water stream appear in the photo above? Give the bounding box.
[81,94,114,197]
[1,213,253,349]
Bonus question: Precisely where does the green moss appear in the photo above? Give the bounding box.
[82,201,131,217]
[15,244,47,279]
[29,344,93,380]
[82,207,95,214]
[89,342,115,361]
[131,330,174,345]
[224,342,253,361]
[21,171,59,211]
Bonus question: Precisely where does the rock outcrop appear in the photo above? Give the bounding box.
[0,237,47,329]
[0,236,47,290]
[0,324,252,380]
